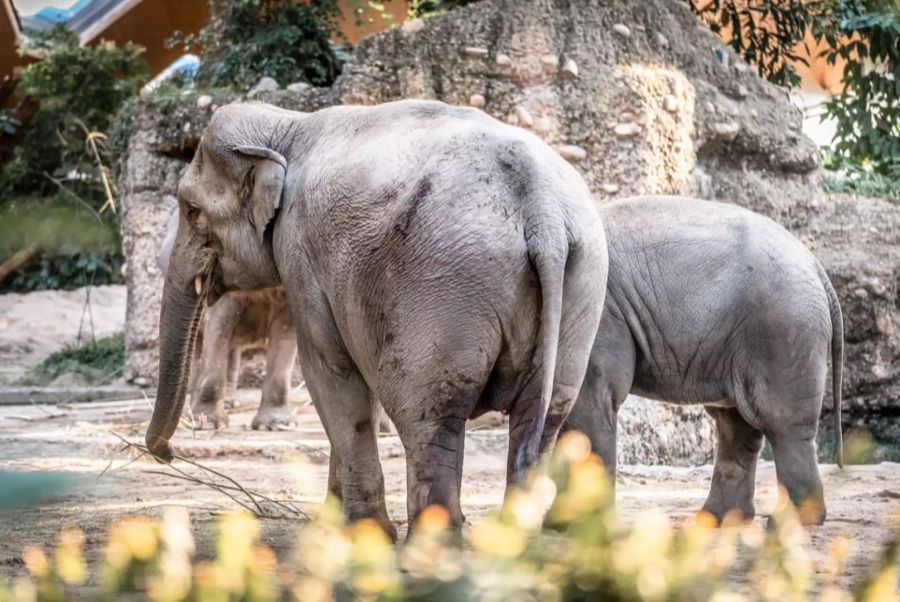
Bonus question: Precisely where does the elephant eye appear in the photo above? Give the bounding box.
[185,203,201,222]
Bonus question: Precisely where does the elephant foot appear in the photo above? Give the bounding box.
[191,402,229,430]
[696,506,755,528]
[251,406,297,431]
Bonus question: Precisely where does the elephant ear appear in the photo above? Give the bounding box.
[236,145,287,243]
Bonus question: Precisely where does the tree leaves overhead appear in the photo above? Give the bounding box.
[686,0,900,177]
[171,0,343,89]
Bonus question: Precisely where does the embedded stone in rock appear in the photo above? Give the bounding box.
[601,182,620,194]
[614,122,641,138]
[515,106,534,128]
[711,121,740,141]
[249,76,279,97]
[655,32,669,49]
[196,95,212,109]
[402,18,425,34]
[663,95,679,113]
[735,84,748,98]
[561,58,579,78]
[556,144,587,162]
[534,117,554,132]
[540,54,559,68]
[286,82,311,93]
[495,53,512,67]
[463,46,489,58]
[469,94,486,108]
[613,23,631,38]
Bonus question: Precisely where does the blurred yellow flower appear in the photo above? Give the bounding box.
[22,547,49,579]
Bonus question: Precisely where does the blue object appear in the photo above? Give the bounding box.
[34,0,93,24]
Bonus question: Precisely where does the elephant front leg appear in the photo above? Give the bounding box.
[561,389,618,482]
[702,406,764,524]
[252,312,298,430]
[223,348,241,408]
[190,299,244,429]
[327,446,343,502]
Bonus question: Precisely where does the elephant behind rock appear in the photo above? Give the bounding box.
[563,196,844,526]
[146,99,609,538]
[158,209,298,430]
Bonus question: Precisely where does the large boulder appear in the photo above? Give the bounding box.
[117,0,897,463]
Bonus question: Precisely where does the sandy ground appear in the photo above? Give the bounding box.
[0,287,897,591]
[0,391,898,591]
[0,285,127,383]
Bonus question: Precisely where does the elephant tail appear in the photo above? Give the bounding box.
[818,260,844,468]
[516,217,568,479]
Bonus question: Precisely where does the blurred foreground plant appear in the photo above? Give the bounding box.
[1,432,898,601]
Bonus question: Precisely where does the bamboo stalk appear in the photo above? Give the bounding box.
[0,242,38,282]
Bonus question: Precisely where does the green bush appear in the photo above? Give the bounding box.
[171,0,343,90]
[816,1,900,178]
[0,196,123,292]
[0,26,147,200]
[822,163,900,199]
[0,27,145,292]
[1,433,897,601]
[23,333,125,386]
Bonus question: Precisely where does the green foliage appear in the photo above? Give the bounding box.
[0,26,147,199]
[686,0,900,177]
[817,0,900,177]
[407,0,480,18]
[0,27,145,291]
[0,196,123,292]
[4,250,124,293]
[688,0,814,88]
[171,0,343,89]
[823,162,900,198]
[1,433,898,600]
[24,333,125,386]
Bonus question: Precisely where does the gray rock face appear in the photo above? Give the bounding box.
[117,0,898,464]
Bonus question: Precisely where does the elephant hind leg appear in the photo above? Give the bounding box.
[761,390,827,525]
[742,368,828,526]
[702,406,763,524]
[380,345,490,533]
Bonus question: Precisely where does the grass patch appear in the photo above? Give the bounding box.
[24,332,124,386]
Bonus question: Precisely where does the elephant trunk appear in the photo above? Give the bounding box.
[145,236,213,462]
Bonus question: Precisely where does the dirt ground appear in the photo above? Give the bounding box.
[0,286,897,590]
[1,389,898,591]
[0,286,126,384]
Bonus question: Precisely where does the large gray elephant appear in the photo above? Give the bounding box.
[158,209,298,431]
[146,99,609,537]
[562,196,843,526]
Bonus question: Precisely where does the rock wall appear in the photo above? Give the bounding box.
[118,0,898,463]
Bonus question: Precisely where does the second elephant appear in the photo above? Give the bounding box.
[159,209,298,430]
[563,196,843,526]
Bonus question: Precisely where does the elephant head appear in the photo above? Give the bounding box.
[146,103,297,460]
